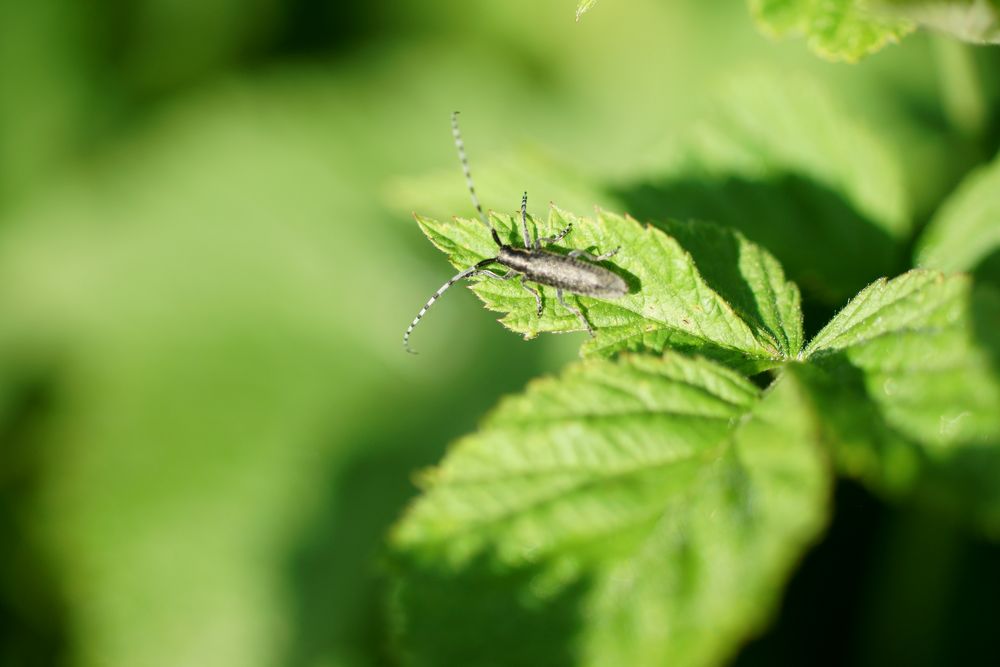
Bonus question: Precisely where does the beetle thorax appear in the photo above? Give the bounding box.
[497,245,533,273]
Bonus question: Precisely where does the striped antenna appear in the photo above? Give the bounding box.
[519,191,531,247]
[451,112,499,245]
[403,258,496,354]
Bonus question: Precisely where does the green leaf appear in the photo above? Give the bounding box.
[391,353,830,667]
[616,71,911,305]
[576,0,600,21]
[878,0,1000,43]
[804,271,999,445]
[748,0,915,61]
[916,149,1000,287]
[414,206,802,372]
[801,271,1000,534]
[804,270,964,356]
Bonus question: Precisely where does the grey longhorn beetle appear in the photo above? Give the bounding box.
[403,112,628,354]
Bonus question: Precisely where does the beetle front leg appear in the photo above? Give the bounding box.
[557,288,594,337]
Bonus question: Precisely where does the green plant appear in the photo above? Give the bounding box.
[391,211,999,665]
[388,6,1000,666]
[1,1,996,665]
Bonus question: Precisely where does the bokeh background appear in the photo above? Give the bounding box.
[1,1,999,666]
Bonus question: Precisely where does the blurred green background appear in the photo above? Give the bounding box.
[1,1,999,666]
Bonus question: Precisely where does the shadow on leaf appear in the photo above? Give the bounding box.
[389,552,589,667]
[971,248,1000,293]
[613,172,904,308]
[792,357,1000,537]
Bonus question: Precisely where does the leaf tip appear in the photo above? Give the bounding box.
[412,466,439,491]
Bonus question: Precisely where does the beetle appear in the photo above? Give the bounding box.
[403,112,627,354]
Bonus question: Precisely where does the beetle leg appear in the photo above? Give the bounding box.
[536,224,573,249]
[519,192,533,248]
[520,276,543,316]
[474,269,517,280]
[557,288,594,337]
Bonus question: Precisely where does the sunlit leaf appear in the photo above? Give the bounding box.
[392,353,830,667]
[413,206,802,371]
[801,271,1000,534]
